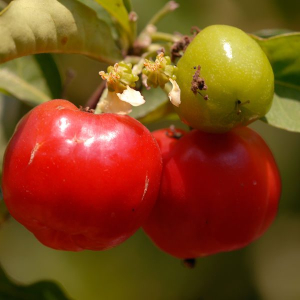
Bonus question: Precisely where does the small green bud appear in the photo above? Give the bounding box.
[143,53,177,88]
[99,62,139,93]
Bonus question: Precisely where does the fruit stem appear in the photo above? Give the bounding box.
[129,11,138,42]
[134,1,179,53]
[146,1,179,28]
[85,81,106,109]
[151,32,180,43]
[60,68,76,99]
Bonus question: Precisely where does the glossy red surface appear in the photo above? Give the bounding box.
[143,127,281,259]
[2,100,162,251]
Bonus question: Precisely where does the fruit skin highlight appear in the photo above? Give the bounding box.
[2,99,162,251]
[175,25,274,133]
[143,127,281,259]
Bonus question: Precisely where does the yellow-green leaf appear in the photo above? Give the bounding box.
[262,94,300,132]
[0,0,122,65]
[0,56,58,106]
[93,0,131,35]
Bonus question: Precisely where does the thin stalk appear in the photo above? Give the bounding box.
[146,1,179,27]
[151,32,180,43]
[135,1,179,50]
[129,11,138,42]
[85,80,106,109]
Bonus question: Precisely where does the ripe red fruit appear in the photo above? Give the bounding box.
[2,99,162,251]
[143,127,281,259]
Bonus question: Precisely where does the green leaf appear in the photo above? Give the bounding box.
[0,0,7,10]
[0,0,122,65]
[76,0,127,47]
[262,94,300,132]
[0,94,31,179]
[252,33,300,132]
[253,29,292,38]
[123,0,132,13]
[0,265,71,300]
[0,56,54,106]
[93,0,131,35]
[254,33,300,91]
[137,100,179,124]
[34,54,62,99]
[130,87,179,124]
[76,0,114,25]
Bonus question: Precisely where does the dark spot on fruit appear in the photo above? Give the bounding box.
[61,37,68,45]
[166,125,183,140]
[183,258,196,269]
[79,106,95,114]
[132,208,135,212]
[235,99,250,115]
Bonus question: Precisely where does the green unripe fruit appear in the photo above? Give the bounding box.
[175,25,274,133]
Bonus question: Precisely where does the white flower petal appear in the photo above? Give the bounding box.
[168,79,181,107]
[117,86,145,107]
[98,91,132,115]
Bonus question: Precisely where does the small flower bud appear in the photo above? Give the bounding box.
[142,53,177,89]
[99,62,139,93]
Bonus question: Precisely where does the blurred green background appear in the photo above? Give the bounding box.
[1,0,300,299]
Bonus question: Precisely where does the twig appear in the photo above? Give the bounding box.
[85,81,106,109]
[151,32,180,43]
[146,1,179,27]
[60,68,76,99]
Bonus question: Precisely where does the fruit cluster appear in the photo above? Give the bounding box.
[2,25,281,261]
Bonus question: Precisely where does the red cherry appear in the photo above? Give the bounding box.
[143,127,281,259]
[2,99,162,251]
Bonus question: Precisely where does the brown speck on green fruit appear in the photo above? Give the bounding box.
[171,27,200,62]
[235,100,251,115]
[191,66,208,100]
